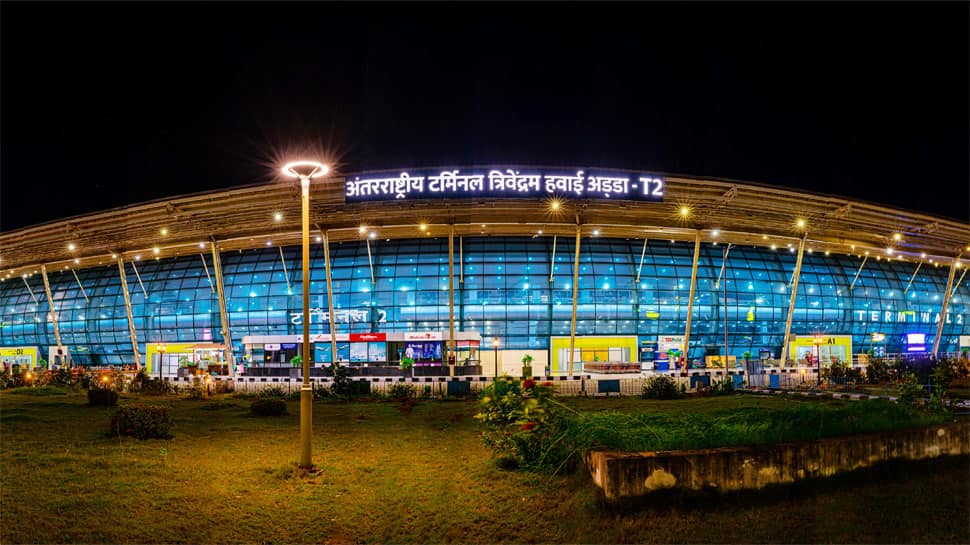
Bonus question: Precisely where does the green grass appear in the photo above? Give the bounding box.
[1,390,967,544]
[565,398,944,453]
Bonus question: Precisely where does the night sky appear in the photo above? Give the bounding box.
[2,1,967,231]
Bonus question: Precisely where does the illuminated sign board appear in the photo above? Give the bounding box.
[345,168,664,203]
[289,308,387,326]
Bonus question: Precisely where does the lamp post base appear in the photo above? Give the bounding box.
[299,386,313,469]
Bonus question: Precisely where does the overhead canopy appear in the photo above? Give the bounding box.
[1,171,967,275]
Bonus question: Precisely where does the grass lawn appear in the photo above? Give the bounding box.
[2,389,967,544]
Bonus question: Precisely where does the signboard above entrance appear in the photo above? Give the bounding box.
[345,168,665,203]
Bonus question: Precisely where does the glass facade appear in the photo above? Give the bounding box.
[1,237,967,364]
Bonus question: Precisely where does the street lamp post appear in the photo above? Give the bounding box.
[156,343,165,381]
[282,160,329,470]
[492,337,500,378]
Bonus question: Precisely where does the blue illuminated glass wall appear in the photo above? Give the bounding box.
[1,237,967,363]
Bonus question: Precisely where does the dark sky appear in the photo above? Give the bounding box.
[2,1,968,231]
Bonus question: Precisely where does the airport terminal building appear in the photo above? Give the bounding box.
[1,166,968,375]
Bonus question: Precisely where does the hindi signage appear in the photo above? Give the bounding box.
[345,168,664,203]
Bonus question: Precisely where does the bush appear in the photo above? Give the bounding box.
[183,378,206,400]
[141,378,174,396]
[388,383,416,402]
[476,376,573,473]
[897,372,924,408]
[866,357,894,384]
[250,397,288,416]
[710,377,736,395]
[110,404,173,439]
[641,375,680,400]
[259,386,289,399]
[47,368,76,388]
[330,365,353,399]
[87,387,119,406]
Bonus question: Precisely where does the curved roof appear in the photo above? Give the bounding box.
[1,168,967,276]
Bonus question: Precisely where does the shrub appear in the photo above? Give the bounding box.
[184,379,206,400]
[259,386,289,399]
[897,372,924,408]
[110,404,173,439]
[250,397,288,416]
[87,387,119,406]
[141,378,174,396]
[641,375,680,399]
[476,376,573,472]
[710,377,736,395]
[330,365,353,399]
[388,383,416,402]
[866,357,894,384]
[47,368,76,389]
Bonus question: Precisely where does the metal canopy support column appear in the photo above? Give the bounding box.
[40,265,65,366]
[366,238,376,285]
[117,258,142,370]
[950,267,967,299]
[459,236,464,285]
[549,235,557,284]
[22,276,39,305]
[636,238,649,283]
[903,261,923,296]
[682,232,702,370]
[448,226,456,371]
[715,244,734,366]
[779,234,808,367]
[130,260,149,298]
[568,225,582,378]
[71,268,90,303]
[932,258,960,356]
[849,255,869,291]
[321,231,339,374]
[209,240,234,378]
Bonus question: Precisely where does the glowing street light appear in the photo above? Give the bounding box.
[281,159,329,470]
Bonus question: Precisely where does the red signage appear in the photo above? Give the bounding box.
[350,333,386,342]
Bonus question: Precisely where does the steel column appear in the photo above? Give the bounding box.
[902,261,923,296]
[636,237,648,283]
[40,265,65,366]
[448,226,456,370]
[932,258,960,356]
[209,240,235,378]
[779,234,808,366]
[568,225,582,377]
[682,232,702,370]
[322,231,339,380]
[117,258,142,370]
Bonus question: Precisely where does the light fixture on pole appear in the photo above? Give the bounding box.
[492,337,500,378]
[281,160,329,470]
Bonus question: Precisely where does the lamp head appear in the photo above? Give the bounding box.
[282,161,329,179]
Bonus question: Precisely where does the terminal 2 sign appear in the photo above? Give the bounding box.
[345,168,665,203]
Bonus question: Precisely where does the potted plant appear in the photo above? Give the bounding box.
[400,356,414,377]
[290,355,302,366]
[521,353,534,378]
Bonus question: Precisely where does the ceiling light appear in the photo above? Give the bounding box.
[419,223,428,232]
[679,206,690,217]
[68,243,76,251]
[274,212,283,222]
[824,251,830,256]
[369,232,377,239]
[111,254,118,259]
[153,247,160,255]
[795,218,806,229]
[199,242,206,248]
[160,227,168,236]
[315,236,322,242]
[886,248,894,255]
[711,229,720,237]
[892,233,902,241]
[73,258,80,264]
[592,229,600,236]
